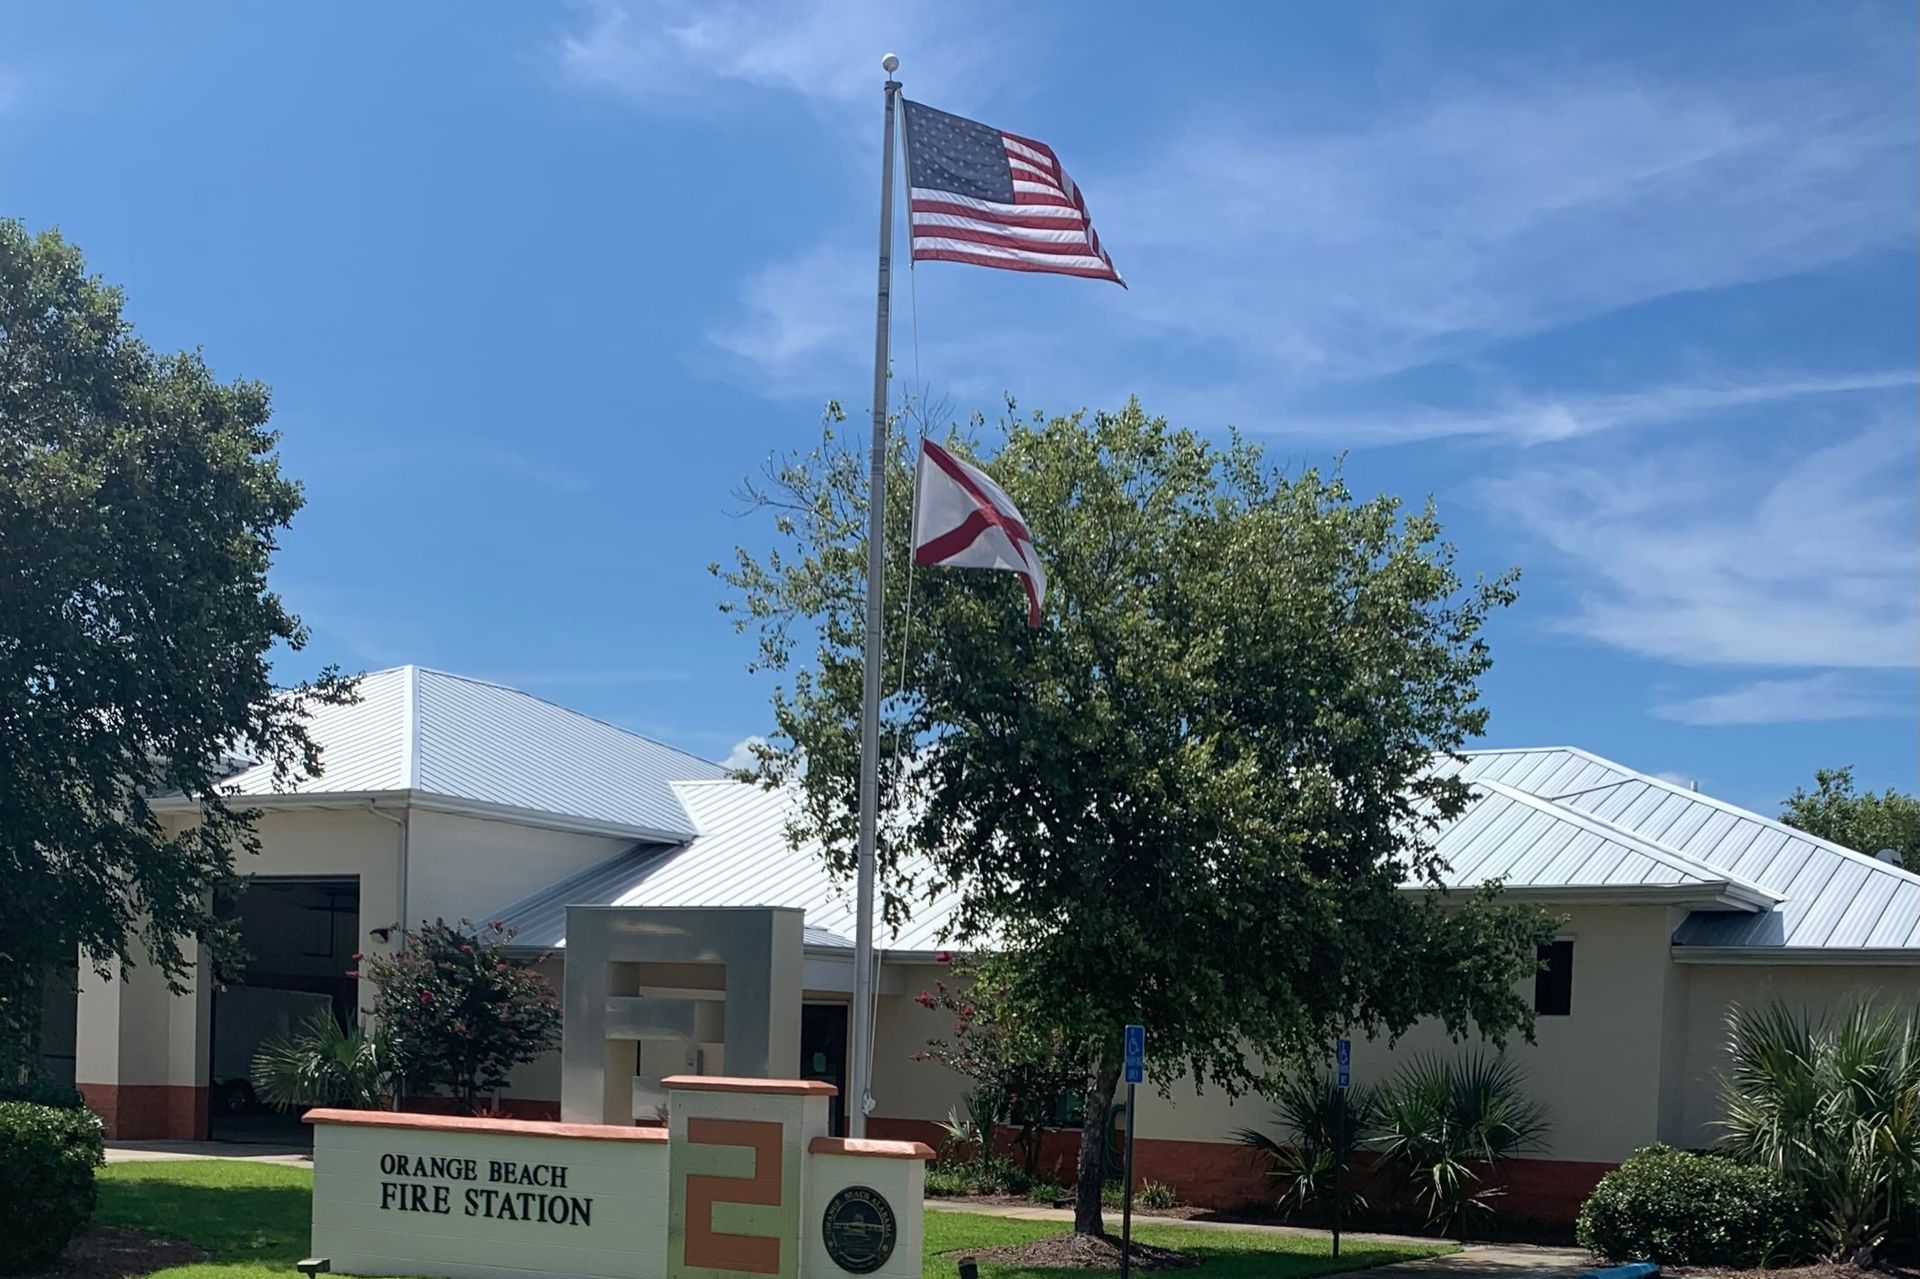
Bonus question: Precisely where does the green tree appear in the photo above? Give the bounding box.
[0,221,350,1079]
[1781,766,1920,873]
[719,400,1556,1236]
[364,919,561,1114]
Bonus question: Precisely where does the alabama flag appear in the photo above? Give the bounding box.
[912,439,1047,627]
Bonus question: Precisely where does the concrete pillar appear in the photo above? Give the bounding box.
[74,941,211,1140]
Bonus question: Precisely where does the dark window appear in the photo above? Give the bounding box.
[1535,940,1574,1016]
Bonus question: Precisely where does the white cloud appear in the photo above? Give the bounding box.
[722,735,766,770]
[703,243,870,395]
[1654,672,1907,726]
[695,66,1913,413]
[1108,76,1914,384]
[475,445,594,493]
[1258,369,1919,448]
[1483,425,1920,671]
[555,0,1016,119]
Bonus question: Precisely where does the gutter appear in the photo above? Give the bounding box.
[150,788,697,846]
[1671,945,1920,967]
[1401,881,1778,912]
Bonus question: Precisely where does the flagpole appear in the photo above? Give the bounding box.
[849,52,901,1139]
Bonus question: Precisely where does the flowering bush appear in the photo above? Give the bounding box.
[913,959,1085,1181]
[364,919,560,1113]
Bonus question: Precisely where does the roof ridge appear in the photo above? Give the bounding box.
[1471,777,1782,903]
[412,667,727,773]
[402,665,421,790]
[1504,745,1920,891]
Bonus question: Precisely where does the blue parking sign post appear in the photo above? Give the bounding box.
[1121,1025,1145,1279]
[1334,1038,1352,1257]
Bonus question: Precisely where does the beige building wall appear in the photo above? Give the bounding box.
[870,962,972,1125]
[1125,904,1682,1164]
[70,804,630,1136]
[1668,961,1920,1150]
[404,809,630,927]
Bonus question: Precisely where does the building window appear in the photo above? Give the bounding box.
[1535,940,1574,1017]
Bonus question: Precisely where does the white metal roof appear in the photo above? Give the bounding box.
[489,779,967,955]
[211,666,727,841]
[1448,747,1920,953]
[1423,778,1781,910]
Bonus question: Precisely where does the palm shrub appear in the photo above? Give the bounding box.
[1717,1001,1920,1260]
[1236,1069,1380,1218]
[1373,1052,1548,1238]
[252,1010,391,1110]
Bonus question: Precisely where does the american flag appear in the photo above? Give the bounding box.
[900,98,1124,287]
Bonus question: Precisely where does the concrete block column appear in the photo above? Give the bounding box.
[74,942,211,1139]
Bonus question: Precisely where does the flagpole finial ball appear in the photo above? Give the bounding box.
[881,53,900,74]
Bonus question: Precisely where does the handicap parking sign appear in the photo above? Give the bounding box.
[1123,1024,1146,1084]
[1336,1038,1351,1089]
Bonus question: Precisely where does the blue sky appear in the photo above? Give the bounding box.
[6,2,1915,815]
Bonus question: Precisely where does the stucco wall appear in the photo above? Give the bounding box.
[1669,961,1920,1150]
[1124,904,1680,1164]
[870,963,971,1124]
[404,809,630,926]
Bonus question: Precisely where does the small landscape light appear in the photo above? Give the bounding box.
[296,1259,331,1276]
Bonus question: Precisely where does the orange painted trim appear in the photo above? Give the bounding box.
[809,1136,935,1161]
[303,1108,667,1143]
[661,1074,838,1097]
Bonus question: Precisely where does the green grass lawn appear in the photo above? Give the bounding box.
[90,1160,1449,1279]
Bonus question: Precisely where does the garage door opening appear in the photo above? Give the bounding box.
[208,877,360,1142]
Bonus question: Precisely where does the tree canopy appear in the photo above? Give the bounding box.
[0,220,349,1077]
[1781,766,1920,873]
[719,400,1555,1232]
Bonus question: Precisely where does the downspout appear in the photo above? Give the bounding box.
[366,801,408,948]
[365,798,408,1108]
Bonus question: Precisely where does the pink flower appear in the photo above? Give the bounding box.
[350,951,364,962]
[344,969,359,979]
[936,950,953,964]
[914,991,936,1009]
[460,944,473,954]
[419,990,435,1005]
[489,920,505,931]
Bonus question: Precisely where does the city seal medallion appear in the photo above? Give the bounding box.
[821,1184,896,1274]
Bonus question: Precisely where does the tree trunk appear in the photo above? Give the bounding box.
[1072,1053,1122,1236]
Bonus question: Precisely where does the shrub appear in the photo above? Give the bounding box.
[0,1101,106,1274]
[365,919,560,1113]
[0,1079,87,1109]
[924,1154,1027,1197]
[1138,1180,1180,1210]
[1237,1069,1380,1218]
[1718,1001,1920,1259]
[1373,1052,1548,1238]
[1578,1144,1812,1267]
[252,1010,390,1110]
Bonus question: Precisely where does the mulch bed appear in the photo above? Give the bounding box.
[954,1233,1201,1270]
[28,1226,205,1279]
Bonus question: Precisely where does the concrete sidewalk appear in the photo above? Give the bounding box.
[924,1200,1592,1277]
[106,1140,311,1165]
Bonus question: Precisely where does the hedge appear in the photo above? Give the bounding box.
[1577,1144,1813,1268]
[0,1101,107,1274]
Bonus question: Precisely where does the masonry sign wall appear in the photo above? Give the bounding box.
[307,1075,931,1279]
